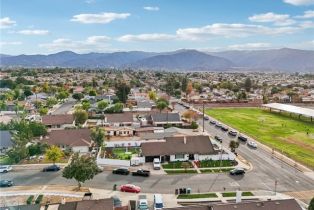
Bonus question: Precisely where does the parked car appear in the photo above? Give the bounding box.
[0,165,12,173]
[120,184,141,193]
[203,116,210,120]
[153,158,161,170]
[153,194,164,210]
[209,120,216,125]
[228,130,238,136]
[248,141,258,148]
[0,180,13,187]
[229,168,245,175]
[238,135,248,142]
[112,168,130,175]
[42,165,60,172]
[132,169,150,177]
[221,126,229,132]
[214,136,223,143]
[137,195,149,210]
[215,123,222,128]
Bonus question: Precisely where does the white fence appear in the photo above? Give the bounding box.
[97,158,130,167]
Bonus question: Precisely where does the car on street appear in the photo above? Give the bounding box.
[229,168,245,175]
[112,167,130,175]
[42,165,60,172]
[132,169,150,177]
[0,165,12,173]
[214,136,223,143]
[209,120,216,125]
[221,126,229,132]
[120,184,141,193]
[203,116,210,120]
[248,141,258,149]
[153,158,161,170]
[238,135,248,142]
[0,180,13,187]
[215,123,222,128]
[228,130,238,136]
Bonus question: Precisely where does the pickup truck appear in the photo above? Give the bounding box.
[132,169,150,177]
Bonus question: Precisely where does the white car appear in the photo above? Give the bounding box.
[0,165,12,173]
[153,158,161,170]
[248,141,258,148]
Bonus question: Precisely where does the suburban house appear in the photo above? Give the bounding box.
[104,113,139,127]
[146,112,182,127]
[42,114,75,129]
[164,199,302,210]
[58,198,114,210]
[44,129,93,153]
[105,126,134,137]
[140,135,217,162]
[0,130,13,155]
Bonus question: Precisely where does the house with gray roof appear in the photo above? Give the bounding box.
[147,112,182,127]
[0,130,13,155]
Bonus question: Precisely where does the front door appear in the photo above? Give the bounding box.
[188,154,194,160]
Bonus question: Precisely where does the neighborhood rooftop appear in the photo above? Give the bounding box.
[42,114,74,125]
[45,128,92,147]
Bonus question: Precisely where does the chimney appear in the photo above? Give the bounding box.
[183,136,187,144]
[236,190,241,203]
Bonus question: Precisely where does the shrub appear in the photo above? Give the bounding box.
[26,195,34,204]
[35,195,43,204]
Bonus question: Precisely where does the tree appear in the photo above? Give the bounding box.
[0,100,7,112]
[181,76,188,92]
[56,91,69,101]
[186,81,193,100]
[89,89,97,96]
[45,145,64,165]
[190,121,198,129]
[72,93,84,101]
[148,91,157,101]
[73,109,88,125]
[29,122,47,137]
[97,100,108,111]
[156,101,167,113]
[81,101,91,111]
[39,107,48,116]
[91,127,105,148]
[182,110,197,123]
[116,83,130,103]
[309,197,314,210]
[244,78,252,92]
[46,97,58,108]
[62,153,99,190]
[229,140,239,152]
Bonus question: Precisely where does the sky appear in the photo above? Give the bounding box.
[1,0,314,55]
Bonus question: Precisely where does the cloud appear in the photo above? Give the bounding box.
[249,12,295,26]
[39,36,110,52]
[295,10,314,18]
[0,41,22,46]
[283,0,314,5]
[85,0,96,4]
[117,33,175,42]
[143,6,159,11]
[17,29,49,35]
[71,12,130,24]
[0,17,16,28]
[227,43,271,50]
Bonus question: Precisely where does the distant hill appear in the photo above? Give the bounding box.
[212,48,314,72]
[1,48,314,72]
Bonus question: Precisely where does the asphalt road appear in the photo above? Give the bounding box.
[1,104,314,196]
[52,99,76,115]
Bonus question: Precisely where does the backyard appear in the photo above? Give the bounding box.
[205,108,314,169]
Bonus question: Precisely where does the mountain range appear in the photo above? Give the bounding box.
[1,48,314,72]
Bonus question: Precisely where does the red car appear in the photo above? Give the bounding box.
[120,184,141,193]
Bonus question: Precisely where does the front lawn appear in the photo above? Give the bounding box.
[162,161,193,169]
[200,168,233,173]
[164,169,197,174]
[106,147,140,160]
[222,191,254,197]
[198,160,235,168]
[205,108,314,169]
[177,193,218,199]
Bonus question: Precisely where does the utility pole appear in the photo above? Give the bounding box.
[274,180,278,195]
[219,144,223,172]
[202,100,205,133]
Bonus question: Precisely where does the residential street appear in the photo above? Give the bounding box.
[51,99,76,115]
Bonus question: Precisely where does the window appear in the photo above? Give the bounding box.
[175,154,185,159]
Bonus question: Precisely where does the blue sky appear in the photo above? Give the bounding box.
[1,0,314,55]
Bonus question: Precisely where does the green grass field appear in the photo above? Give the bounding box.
[205,108,314,169]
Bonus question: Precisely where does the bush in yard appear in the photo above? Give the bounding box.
[35,195,43,204]
[26,195,34,204]
[191,121,198,129]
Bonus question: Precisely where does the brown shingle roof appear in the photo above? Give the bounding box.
[211,199,302,210]
[141,135,216,156]
[42,114,74,126]
[45,129,92,147]
[105,113,133,123]
[58,198,114,210]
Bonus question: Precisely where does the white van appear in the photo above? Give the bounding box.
[153,158,161,170]
[153,194,163,210]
